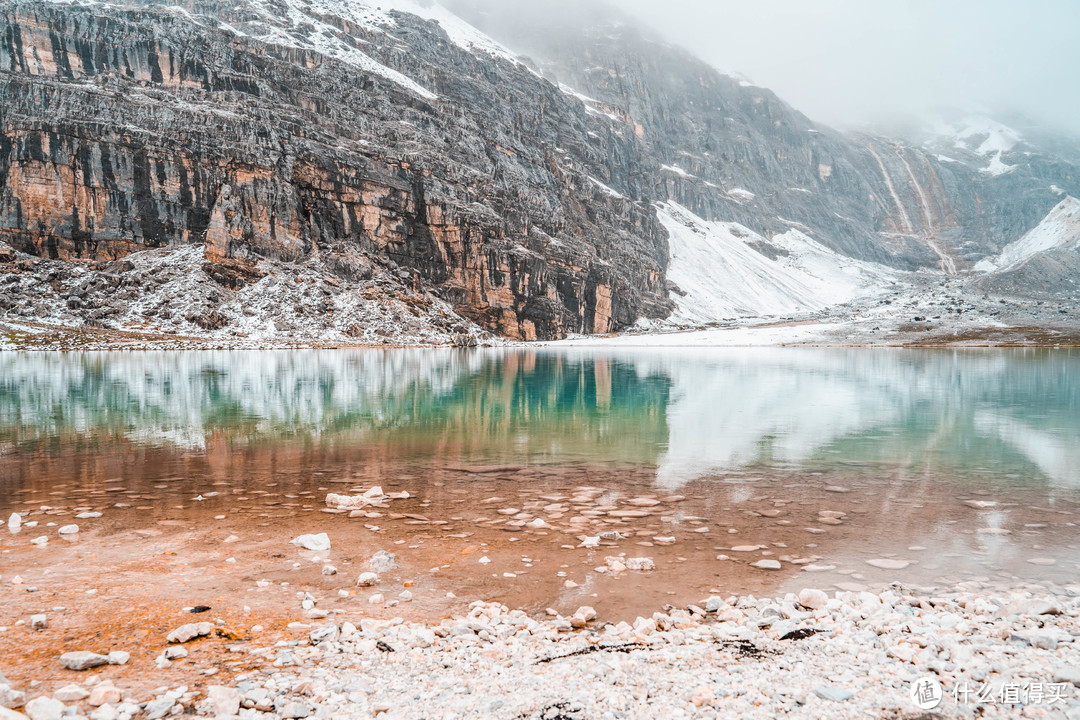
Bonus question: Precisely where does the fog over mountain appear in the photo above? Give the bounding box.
[459,0,1080,137]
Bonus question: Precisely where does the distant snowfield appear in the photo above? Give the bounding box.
[550,322,848,348]
[658,203,899,324]
[976,196,1080,272]
[926,115,1021,177]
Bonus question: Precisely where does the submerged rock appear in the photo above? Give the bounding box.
[369,551,398,573]
[291,533,331,552]
[356,572,379,587]
[325,488,387,509]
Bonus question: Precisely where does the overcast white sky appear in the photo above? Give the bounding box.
[614,0,1080,134]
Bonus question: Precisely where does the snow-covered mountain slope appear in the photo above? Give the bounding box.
[38,0,523,100]
[659,203,901,323]
[215,0,524,99]
[975,196,1080,273]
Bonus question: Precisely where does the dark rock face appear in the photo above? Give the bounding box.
[0,0,672,340]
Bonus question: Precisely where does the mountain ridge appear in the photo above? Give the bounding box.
[1,0,1078,346]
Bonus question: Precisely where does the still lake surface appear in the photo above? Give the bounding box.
[2,348,1077,487]
[1,348,1078,608]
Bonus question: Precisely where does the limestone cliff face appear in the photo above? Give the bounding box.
[0,1,672,340]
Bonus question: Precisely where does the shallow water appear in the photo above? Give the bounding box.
[1,348,1079,618]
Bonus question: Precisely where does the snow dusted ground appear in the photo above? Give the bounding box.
[552,194,1080,349]
[0,242,492,350]
[551,322,851,348]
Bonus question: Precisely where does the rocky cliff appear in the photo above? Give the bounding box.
[0,0,673,341]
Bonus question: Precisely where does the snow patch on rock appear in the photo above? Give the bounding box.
[976,196,1080,272]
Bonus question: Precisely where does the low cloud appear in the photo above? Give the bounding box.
[614,0,1080,135]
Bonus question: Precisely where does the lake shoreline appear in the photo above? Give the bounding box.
[4,317,1080,352]
[0,576,1077,720]
[3,467,1079,718]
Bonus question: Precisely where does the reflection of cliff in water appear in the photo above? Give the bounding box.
[0,350,672,467]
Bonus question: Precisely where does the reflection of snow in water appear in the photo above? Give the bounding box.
[974,411,1080,489]
[606,348,1075,490]
[633,349,911,487]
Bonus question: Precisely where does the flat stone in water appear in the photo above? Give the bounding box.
[369,550,398,573]
[290,533,331,551]
[1028,558,1056,566]
[866,558,910,570]
[835,581,867,592]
